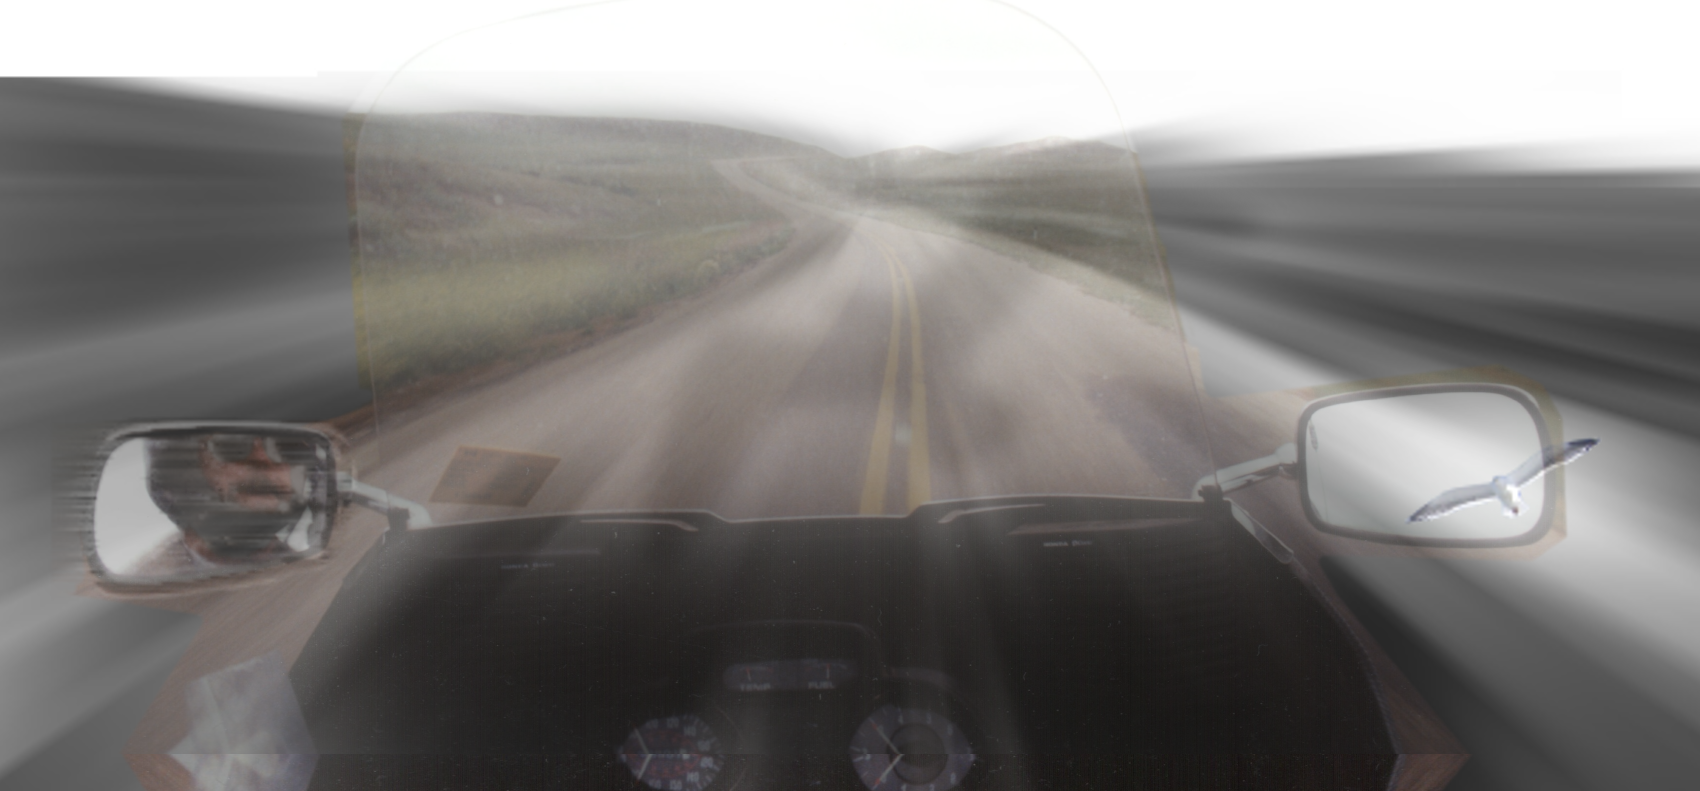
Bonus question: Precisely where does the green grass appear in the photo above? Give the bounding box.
[357,222,791,392]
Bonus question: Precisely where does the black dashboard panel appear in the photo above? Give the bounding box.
[292,509,1394,790]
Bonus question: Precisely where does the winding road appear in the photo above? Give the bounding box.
[355,160,1215,523]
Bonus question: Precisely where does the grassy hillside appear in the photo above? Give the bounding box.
[351,115,822,394]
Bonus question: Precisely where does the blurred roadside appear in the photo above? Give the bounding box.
[1136,124,1700,430]
[1136,126,1700,791]
[0,80,364,791]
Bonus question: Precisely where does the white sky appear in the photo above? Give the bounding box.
[4,0,1697,164]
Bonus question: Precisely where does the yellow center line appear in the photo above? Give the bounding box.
[886,240,932,511]
[859,231,904,515]
[856,228,933,514]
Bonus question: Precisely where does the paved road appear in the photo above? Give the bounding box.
[357,161,1215,523]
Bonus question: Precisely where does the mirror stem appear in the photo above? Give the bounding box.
[1197,442,1298,498]
[340,475,433,530]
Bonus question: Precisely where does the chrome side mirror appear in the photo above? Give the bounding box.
[1296,384,1592,547]
[82,423,343,586]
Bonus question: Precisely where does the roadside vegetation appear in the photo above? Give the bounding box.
[350,114,816,395]
[740,140,1181,330]
[347,115,1177,403]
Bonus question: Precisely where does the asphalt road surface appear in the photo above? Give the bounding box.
[356,161,1216,524]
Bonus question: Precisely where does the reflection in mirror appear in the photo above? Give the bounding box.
[90,429,338,584]
[1304,391,1548,541]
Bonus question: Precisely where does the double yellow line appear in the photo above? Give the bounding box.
[858,231,931,514]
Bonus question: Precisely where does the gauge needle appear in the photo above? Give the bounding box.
[872,723,903,787]
[635,731,653,781]
[877,753,903,788]
[872,722,900,754]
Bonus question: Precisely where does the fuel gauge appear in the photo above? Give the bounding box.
[799,659,858,690]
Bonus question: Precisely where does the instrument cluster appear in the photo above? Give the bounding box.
[617,699,975,791]
[613,623,977,791]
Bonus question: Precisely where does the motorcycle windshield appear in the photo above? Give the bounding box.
[351,0,1214,523]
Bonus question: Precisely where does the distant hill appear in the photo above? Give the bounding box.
[354,113,831,169]
[350,113,828,265]
[739,136,1171,327]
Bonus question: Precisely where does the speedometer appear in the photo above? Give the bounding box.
[618,715,723,791]
[849,705,975,791]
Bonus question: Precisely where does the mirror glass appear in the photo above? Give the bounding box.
[91,429,338,583]
[1303,391,1546,541]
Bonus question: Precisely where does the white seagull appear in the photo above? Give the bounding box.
[1407,439,1598,523]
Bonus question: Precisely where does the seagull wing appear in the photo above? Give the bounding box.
[1408,483,1498,523]
[1509,438,1600,488]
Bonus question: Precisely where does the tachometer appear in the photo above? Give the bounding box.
[849,705,974,791]
[618,714,723,791]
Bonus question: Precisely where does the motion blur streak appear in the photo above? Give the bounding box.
[2,81,1696,789]
[1140,130,1700,790]
[0,80,365,791]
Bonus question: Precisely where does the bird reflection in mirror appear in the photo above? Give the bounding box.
[1407,439,1598,523]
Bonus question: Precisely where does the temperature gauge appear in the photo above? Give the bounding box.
[724,660,791,692]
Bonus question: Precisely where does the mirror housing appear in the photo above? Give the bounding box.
[1296,383,1568,547]
[79,422,344,587]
